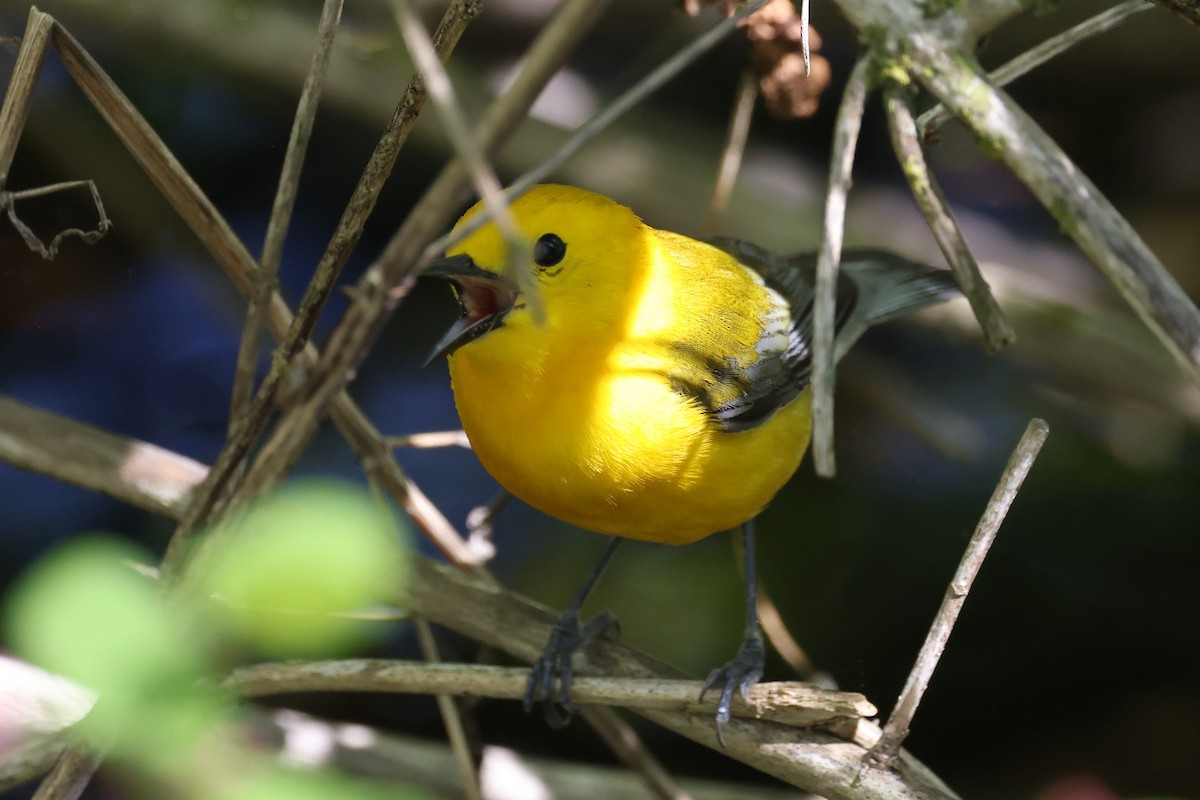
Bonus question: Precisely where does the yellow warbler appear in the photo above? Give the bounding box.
[425,184,957,738]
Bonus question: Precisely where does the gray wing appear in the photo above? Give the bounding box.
[692,237,958,433]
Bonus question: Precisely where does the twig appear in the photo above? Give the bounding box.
[414,620,482,800]
[578,707,694,800]
[812,54,873,478]
[0,406,955,797]
[258,708,812,800]
[918,0,1154,137]
[389,0,538,320]
[883,83,1015,353]
[281,0,481,356]
[704,69,758,237]
[2,179,111,258]
[1145,0,1200,26]
[434,0,770,256]
[903,31,1200,383]
[226,0,614,508]
[756,584,816,681]
[30,748,103,800]
[866,418,1050,768]
[386,430,472,449]
[227,661,874,729]
[0,396,207,517]
[230,0,345,424]
[0,8,54,184]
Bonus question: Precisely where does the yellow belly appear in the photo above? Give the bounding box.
[448,344,812,545]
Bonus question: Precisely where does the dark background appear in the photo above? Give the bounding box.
[2,1,1198,797]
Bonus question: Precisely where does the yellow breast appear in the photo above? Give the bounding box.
[448,332,811,545]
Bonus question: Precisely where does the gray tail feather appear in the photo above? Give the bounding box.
[834,249,960,361]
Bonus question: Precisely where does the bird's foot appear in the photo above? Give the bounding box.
[524,609,619,728]
[700,630,765,746]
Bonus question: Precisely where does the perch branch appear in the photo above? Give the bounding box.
[0,407,956,799]
[227,661,875,729]
[866,418,1049,768]
[812,54,873,478]
[884,84,1015,352]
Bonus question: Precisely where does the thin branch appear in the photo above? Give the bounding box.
[704,69,758,237]
[230,0,345,424]
[414,620,482,800]
[756,584,816,681]
[2,178,111,258]
[902,31,1200,383]
[1145,0,1200,26]
[0,405,955,798]
[884,83,1015,352]
[0,8,54,185]
[434,0,770,256]
[0,396,207,517]
[226,0,615,508]
[866,417,1050,768]
[390,0,538,320]
[812,54,873,478]
[386,430,472,449]
[281,0,481,356]
[919,0,1154,137]
[30,749,103,800]
[577,707,693,800]
[227,661,875,729]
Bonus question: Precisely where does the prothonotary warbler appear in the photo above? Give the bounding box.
[424,184,958,740]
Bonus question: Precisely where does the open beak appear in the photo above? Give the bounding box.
[423,254,518,364]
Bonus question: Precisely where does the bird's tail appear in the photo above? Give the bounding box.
[835,250,960,360]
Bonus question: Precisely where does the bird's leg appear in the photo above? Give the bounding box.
[524,537,623,727]
[701,519,765,746]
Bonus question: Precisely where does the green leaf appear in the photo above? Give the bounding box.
[204,480,410,657]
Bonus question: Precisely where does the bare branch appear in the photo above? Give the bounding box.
[0,8,54,184]
[225,0,615,507]
[228,660,874,729]
[577,707,693,800]
[884,84,1015,352]
[834,0,1200,383]
[867,418,1050,768]
[919,0,1154,137]
[414,620,482,800]
[704,69,758,237]
[0,396,206,517]
[438,0,769,255]
[30,749,104,800]
[230,0,346,423]
[1145,0,1200,26]
[812,54,873,478]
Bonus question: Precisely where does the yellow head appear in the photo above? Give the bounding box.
[424,185,653,362]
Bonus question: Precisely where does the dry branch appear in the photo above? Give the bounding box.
[812,54,872,478]
[830,0,1200,383]
[868,418,1049,767]
[0,399,957,799]
[884,84,1015,352]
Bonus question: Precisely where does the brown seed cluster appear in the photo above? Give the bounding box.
[682,0,832,120]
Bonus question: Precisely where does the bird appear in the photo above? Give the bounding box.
[424,184,958,741]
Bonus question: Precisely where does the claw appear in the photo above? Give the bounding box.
[524,610,620,728]
[700,630,765,746]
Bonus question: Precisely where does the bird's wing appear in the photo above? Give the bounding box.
[696,238,957,433]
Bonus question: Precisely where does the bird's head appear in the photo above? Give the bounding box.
[424,184,650,362]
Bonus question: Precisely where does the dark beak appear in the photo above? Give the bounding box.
[423,254,519,364]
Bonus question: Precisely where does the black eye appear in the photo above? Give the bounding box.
[533,233,566,268]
